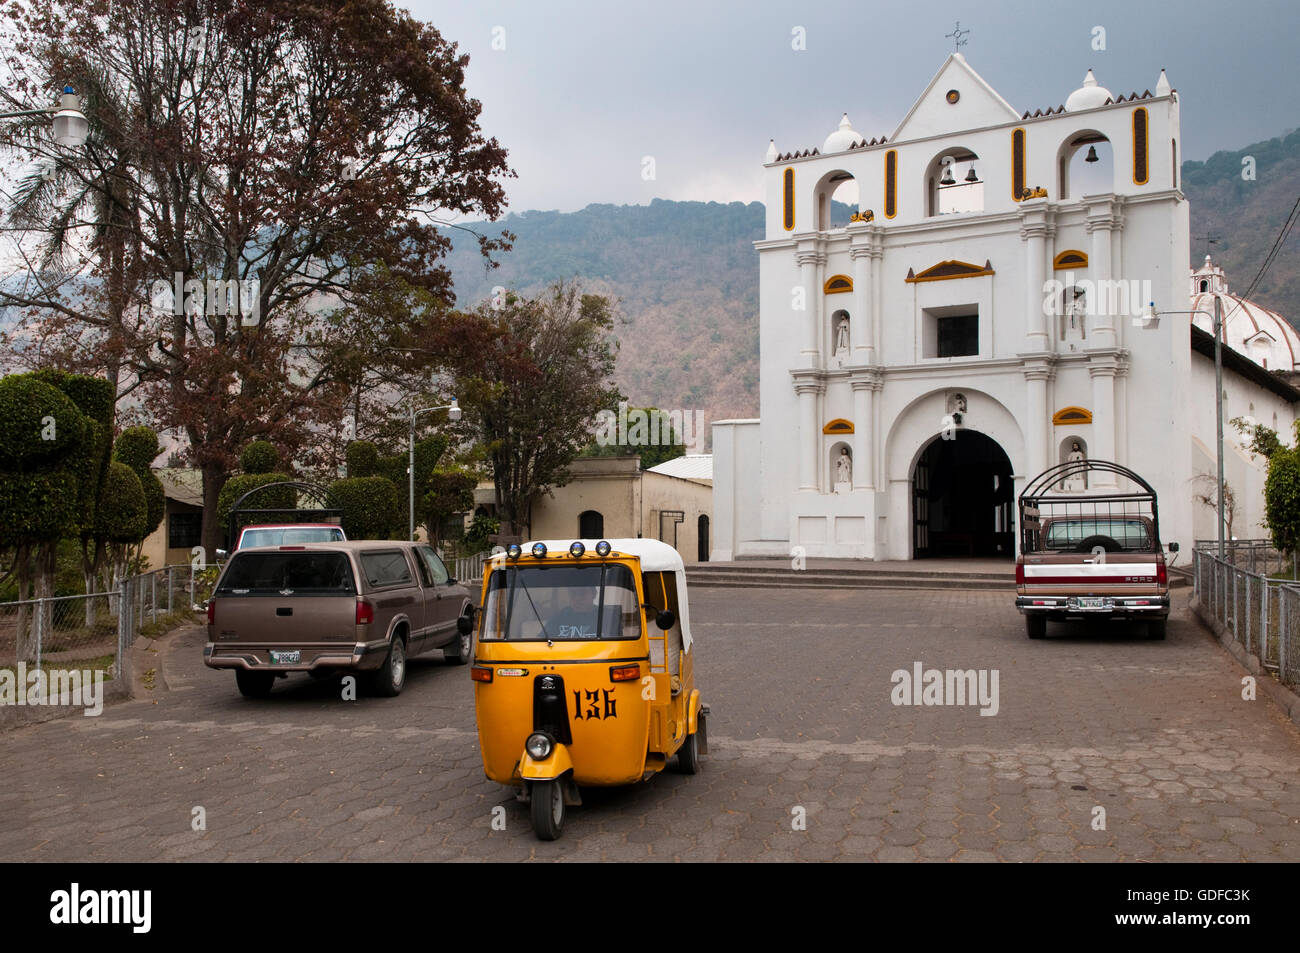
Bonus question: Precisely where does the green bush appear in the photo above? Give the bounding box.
[0,468,81,545]
[114,426,165,538]
[240,440,280,474]
[346,440,380,478]
[94,462,147,543]
[328,476,401,539]
[0,375,85,470]
[1266,442,1300,554]
[216,472,297,529]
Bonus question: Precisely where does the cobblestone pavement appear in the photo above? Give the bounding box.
[2,587,1299,861]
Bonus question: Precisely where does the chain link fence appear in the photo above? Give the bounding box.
[1194,543,1300,692]
[0,564,211,696]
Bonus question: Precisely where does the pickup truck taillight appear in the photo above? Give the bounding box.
[206,601,214,624]
[1015,561,1025,586]
[1156,561,1167,585]
[356,599,375,625]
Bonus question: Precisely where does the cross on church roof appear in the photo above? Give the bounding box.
[945,21,970,52]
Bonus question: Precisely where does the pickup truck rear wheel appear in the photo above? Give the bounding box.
[1026,615,1047,639]
[235,669,275,698]
[445,609,473,665]
[1148,618,1168,640]
[367,636,406,696]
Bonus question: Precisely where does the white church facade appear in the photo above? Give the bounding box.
[711,54,1298,561]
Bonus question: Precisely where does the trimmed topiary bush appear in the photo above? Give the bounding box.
[0,375,85,470]
[328,476,401,540]
[345,440,380,478]
[240,440,280,475]
[94,462,148,543]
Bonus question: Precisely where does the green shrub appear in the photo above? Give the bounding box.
[345,440,380,478]
[94,462,147,543]
[0,375,85,470]
[114,426,165,537]
[216,472,297,529]
[328,476,400,539]
[240,440,280,474]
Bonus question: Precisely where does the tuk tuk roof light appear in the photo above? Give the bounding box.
[595,540,612,557]
[506,543,522,559]
[531,542,547,559]
[569,541,585,557]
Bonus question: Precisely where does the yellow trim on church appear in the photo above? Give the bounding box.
[1132,108,1149,185]
[905,259,995,283]
[1053,249,1089,270]
[1052,406,1093,425]
[823,274,853,294]
[823,419,854,434]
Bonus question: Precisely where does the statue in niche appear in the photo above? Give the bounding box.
[834,447,852,491]
[834,315,850,356]
[1062,441,1087,491]
[1064,288,1087,343]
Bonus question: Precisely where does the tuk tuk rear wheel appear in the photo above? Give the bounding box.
[675,729,700,775]
[530,779,564,840]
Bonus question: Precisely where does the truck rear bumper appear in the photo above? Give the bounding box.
[204,638,388,673]
[1016,595,1170,617]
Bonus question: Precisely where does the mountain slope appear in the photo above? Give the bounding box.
[446,128,1300,420]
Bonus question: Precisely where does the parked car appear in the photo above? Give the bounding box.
[204,540,474,697]
[1016,459,1176,640]
[234,523,346,550]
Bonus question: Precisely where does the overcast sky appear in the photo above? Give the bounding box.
[409,0,1300,216]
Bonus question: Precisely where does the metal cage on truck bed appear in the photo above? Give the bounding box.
[1018,460,1162,555]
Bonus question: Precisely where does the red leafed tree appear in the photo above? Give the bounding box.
[1,0,513,555]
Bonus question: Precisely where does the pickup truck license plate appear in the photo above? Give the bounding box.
[1075,597,1106,609]
[270,650,301,664]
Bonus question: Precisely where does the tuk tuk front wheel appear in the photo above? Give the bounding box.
[675,729,700,775]
[530,779,564,840]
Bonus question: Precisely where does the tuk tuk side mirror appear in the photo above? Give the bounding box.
[655,609,676,631]
[457,609,476,635]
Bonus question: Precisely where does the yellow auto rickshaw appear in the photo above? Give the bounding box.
[468,538,708,840]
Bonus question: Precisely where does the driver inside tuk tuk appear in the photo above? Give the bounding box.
[550,587,599,639]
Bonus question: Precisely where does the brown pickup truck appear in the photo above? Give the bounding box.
[204,540,475,698]
[1016,460,1177,640]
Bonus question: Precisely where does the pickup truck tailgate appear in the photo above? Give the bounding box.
[1019,552,1164,595]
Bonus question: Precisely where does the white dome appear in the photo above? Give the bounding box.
[822,113,865,154]
[1065,69,1112,112]
[1191,257,1300,371]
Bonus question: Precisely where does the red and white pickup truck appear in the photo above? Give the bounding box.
[1016,460,1178,640]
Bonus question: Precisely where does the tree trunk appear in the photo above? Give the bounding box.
[200,463,228,561]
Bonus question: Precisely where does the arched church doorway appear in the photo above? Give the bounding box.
[912,431,1015,558]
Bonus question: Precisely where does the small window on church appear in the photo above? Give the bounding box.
[923,306,979,359]
[1200,279,1208,293]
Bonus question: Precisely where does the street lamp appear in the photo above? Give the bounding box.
[1140,299,1225,556]
[0,86,89,148]
[407,397,462,541]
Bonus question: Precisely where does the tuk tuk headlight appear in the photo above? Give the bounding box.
[531,542,547,559]
[595,540,612,557]
[506,543,522,559]
[525,732,554,760]
[569,541,585,557]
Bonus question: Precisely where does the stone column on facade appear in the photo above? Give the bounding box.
[1020,206,1054,351]
[1086,198,1119,349]
[849,371,882,491]
[792,372,825,491]
[870,237,884,359]
[1088,352,1120,487]
[1022,358,1055,477]
[849,242,873,362]
[795,245,825,368]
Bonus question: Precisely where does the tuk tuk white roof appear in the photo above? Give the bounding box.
[519,538,693,650]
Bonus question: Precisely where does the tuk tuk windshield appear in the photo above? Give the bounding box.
[480,563,641,641]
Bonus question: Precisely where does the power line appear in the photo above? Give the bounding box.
[1220,193,1300,328]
